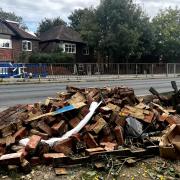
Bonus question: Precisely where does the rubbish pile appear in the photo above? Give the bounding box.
[0,82,180,175]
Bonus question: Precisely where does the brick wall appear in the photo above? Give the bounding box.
[12,38,39,62]
[0,48,13,61]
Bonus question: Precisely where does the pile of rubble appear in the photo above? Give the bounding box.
[0,83,180,175]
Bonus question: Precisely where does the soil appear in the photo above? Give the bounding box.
[0,157,179,180]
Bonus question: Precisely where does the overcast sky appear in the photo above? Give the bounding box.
[0,0,179,32]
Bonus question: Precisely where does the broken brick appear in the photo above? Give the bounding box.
[21,159,32,174]
[114,126,124,146]
[13,127,27,141]
[54,168,68,175]
[43,153,67,165]
[37,121,53,136]
[166,115,180,125]
[83,133,98,148]
[51,120,66,135]
[69,117,81,128]
[90,118,107,134]
[85,147,105,155]
[30,129,49,140]
[79,106,90,117]
[53,138,73,155]
[0,152,23,165]
[100,142,118,151]
[30,157,41,166]
[25,135,42,154]
[18,148,28,157]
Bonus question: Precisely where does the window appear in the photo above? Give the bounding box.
[82,47,89,55]
[64,43,76,54]
[22,40,32,51]
[0,39,12,49]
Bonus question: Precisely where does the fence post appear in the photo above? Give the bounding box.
[118,64,120,78]
[97,63,100,80]
[166,63,168,77]
[50,64,54,80]
[135,64,138,77]
[174,63,176,78]
[151,64,154,77]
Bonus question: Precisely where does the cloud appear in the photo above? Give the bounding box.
[135,0,179,17]
[0,0,100,31]
[0,0,180,31]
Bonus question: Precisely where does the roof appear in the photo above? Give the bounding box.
[39,25,84,44]
[0,20,15,36]
[0,19,39,40]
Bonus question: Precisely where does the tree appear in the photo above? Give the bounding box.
[37,17,67,35]
[152,7,180,62]
[0,8,27,29]
[96,0,153,62]
[69,8,100,49]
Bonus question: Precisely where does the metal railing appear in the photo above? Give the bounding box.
[2,63,180,80]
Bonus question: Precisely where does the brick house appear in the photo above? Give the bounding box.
[0,19,39,62]
[39,25,94,63]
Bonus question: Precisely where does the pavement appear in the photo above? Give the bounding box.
[0,74,177,85]
[0,77,180,108]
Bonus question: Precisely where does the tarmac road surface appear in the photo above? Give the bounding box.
[0,77,180,108]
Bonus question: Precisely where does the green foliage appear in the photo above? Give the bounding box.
[69,8,99,49]
[37,17,67,35]
[0,8,27,29]
[152,7,180,62]
[96,0,153,62]
[29,52,74,63]
[69,0,154,62]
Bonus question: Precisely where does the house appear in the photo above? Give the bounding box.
[0,19,39,62]
[39,25,94,63]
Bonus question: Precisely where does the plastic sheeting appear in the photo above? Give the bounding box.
[125,117,143,137]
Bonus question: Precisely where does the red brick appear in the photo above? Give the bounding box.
[30,157,41,166]
[13,127,27,141]
[69,117,81,128]
[79,106,90,117]
[21,159,32,174]
[0,146,6,156]
[25,135,42,154]
[51,120,66,135]
[54,168,68,175]
[100,134,115,143]
[53,138,73,155]
[85,147,104,155]
[100,142,118,151]
[99,106,111,114]
[114,126,124,146]
[0,152,23,165]
[43,153,67,164]
[71,133,81,142]
[37,121,53,136]
[102,125,111,136]
[89,118,107,134]
[83,133,98,148]
[30,129,49,140]
[166,115,178,125]
[17,148,28,157]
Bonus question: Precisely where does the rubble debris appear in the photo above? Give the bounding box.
[0,83,180,175]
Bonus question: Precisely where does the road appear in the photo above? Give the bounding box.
[0,77,180,108]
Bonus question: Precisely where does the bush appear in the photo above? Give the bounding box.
[29,52,75,63]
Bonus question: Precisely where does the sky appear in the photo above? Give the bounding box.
[0,0,179,32]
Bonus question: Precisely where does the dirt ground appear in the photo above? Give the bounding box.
[0,157,179,180]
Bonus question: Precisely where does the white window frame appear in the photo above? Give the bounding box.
[63,43,76,54]
[82,47,89,55]
[0,39,12,49]
[22,40,32,51]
